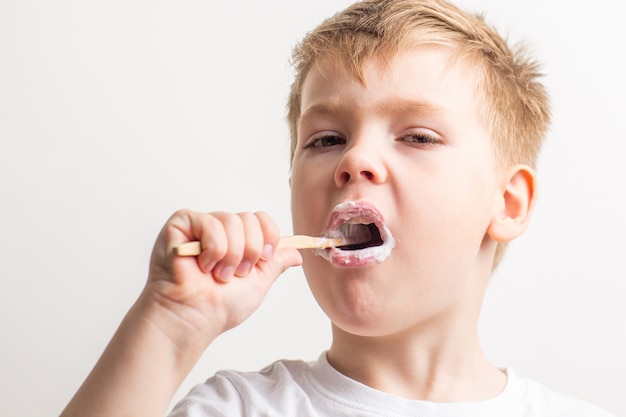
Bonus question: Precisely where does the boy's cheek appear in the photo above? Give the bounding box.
[290,186,312,232]
[291,187,328,236]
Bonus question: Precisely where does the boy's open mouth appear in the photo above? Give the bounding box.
[337,222,384,251]
[315,201,395,267]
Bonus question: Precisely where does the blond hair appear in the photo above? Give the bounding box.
[288,0,550,166]
[287,0,551,267]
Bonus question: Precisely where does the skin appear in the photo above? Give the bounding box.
[60,45,536,416]
[60,210,302,417]
[290,45,536,400]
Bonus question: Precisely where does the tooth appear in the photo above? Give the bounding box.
[340,223,372,244]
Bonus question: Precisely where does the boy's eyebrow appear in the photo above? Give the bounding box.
[374,97,447,119]
[299,98,447,126]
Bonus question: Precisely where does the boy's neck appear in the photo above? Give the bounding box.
[327,317,506,402]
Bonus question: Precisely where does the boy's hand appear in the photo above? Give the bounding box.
[146,209,303,341]
[60,209,301,417]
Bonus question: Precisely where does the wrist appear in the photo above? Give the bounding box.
[133,286,221,370]
[59,285,220,417]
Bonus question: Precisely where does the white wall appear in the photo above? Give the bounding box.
[1,1,623,415]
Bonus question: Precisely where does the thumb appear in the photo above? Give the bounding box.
[275,247,303,272]
[258,247,302,283]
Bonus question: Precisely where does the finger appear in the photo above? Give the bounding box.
[190,213,228,274]
[210,212,245,282]
[166,209,228,268]
[234,212,264,277]
[276,247,304,271]
[256,246,303,286]
[255,211,281,261]
[252,211,301,284]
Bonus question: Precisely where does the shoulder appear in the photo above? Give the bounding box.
[167,358,317,417]
[214,357,314,398]
[508,369,616,417]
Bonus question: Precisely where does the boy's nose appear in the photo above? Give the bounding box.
[334,143,387,187]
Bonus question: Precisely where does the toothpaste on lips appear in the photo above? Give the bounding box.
[314,201,396,267]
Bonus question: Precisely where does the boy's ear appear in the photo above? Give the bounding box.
[487,164,537,242]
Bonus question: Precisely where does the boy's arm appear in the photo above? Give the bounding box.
[60,210,302,417]
[59,291,209,417]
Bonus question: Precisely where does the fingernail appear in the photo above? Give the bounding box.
[235,261,251,277]
[261,244,274,260]
[217,265,235,281]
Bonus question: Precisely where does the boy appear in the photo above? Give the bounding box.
[61,0,615,416]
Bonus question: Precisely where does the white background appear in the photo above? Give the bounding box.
[1,1,624,415]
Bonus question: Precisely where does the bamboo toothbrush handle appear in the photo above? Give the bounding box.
[172,235,344,257]
[277,235,344,249]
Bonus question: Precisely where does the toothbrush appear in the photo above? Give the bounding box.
[172,235,348,257]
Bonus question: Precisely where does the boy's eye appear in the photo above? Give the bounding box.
[304,135,346,149]
[401,133,441,146]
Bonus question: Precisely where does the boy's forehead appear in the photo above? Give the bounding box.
[300,46,484,116]
[305,45,481,93]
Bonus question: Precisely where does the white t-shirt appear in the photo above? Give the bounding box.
[169,353,615,417]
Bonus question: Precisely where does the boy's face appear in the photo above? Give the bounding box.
[290,46,504,337]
